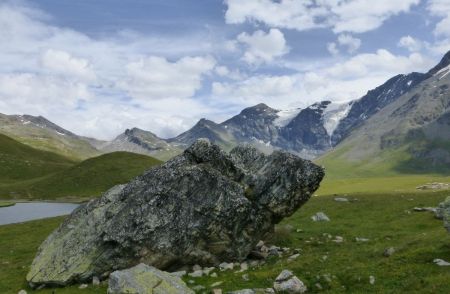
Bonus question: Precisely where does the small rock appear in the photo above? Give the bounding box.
[434,258,450,266]
[203,267,215,275]
[296,229,303,233]
[171,270,187,278]
[242,273,250,281]
[383,247,395,257]
[355,237,370,242]
[192,285,206,291]
[311,212,330,222]
[240,262,248,271]
[333,236,344,243]
[219,262,234,271]
[369,275,375,285]
[188,270,203,277]
[229,289,255,294]
[256,240,265,249]
[211,281,223,287]
[334,197,349,202]
[92,276,100,286]
[260,245,269,253]
[273,270,307,293]
[212,289,223,294]
[192,264,202,271]
[315,282,323,290]
[287,253,300,262]
[108,263,193,294]
[79,284,88,289]
[18,290,27,294]
[211,272,218,278]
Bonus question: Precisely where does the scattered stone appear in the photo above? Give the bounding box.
[203,267,215,275]
[192,264,202,271]
[416,182,450,190]
[334,197,349,202]
[211,281,223,287]
[355,237,370,242]
[192,285,206,291]
[256,240,265,248]
[369,275,375,285]
[92,276,100,286]
[437,197,450,232]
[383,247,395,257]
[321,255,328,261]
[107,263,194,294]
[188,270,203,277]
[287,254,300,262]
[240,262,248,271]
[311,212,330,222]
[78,284,88,289]
[212,289,223,294]
[229,290,255,294]
[242,273,249,281]
[296,229,303,233]
[273,270,307,293]
[315,282,323,290]
[219,262,234,271]
[18,290,27,294]
[333,236,344,243]
[413,207,437,212]
[171,270,187,278]
[434,258,450,266]
[211,272,218,278]
[27,139,324,287]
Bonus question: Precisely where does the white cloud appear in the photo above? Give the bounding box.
[327,34,361,55]
[225,0,420,34]
[398,35,423,52]
[213,49,434,110]
[121,56,215,101]
[41,49,96,81]
[427,0,450,38]
[236,28,290,65]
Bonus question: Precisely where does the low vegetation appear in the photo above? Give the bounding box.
[0,151,162,200]
[1,191,449,293]
[0,201,15,207]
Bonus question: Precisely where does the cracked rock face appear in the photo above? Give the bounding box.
[27,139,324,287]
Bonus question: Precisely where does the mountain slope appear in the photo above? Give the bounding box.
[100,128,181,161]
[318,53,450,177]
[0,114,102,160]
[0,133,74,183]
[0,151,162,200]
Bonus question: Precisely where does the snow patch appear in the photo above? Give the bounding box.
[407,80,412,86]
[322,102,352,136]
[435,64,450,79]
[273,108,302,127]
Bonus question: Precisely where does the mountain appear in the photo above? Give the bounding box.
[0,114,103,160]
[17,152,162,200]
[101,128,182,161]
[318,51,450,177]
[0,133,74,183]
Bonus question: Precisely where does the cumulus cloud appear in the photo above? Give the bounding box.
[41,49,96,81]
[121,56,215,101]
[327,34,361,55]
[427,0,450,38]
[213,49,434,110]
[236,29,289,65]
[398,36,423,52]
[225,0,420,34]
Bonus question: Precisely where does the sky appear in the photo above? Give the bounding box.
[0,0,450,140]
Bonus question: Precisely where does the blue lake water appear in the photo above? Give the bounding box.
[0,202,79,225]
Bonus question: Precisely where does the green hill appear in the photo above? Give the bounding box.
[0,133,75,183]
[0,152,162,200]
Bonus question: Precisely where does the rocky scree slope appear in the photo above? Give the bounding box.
[26,139,324,287]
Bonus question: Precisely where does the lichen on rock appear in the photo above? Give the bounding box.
[27,139,324,287]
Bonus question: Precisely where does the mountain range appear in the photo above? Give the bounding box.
[1,50,449,174]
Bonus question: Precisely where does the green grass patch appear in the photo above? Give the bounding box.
[0,201,15,207]
[1,191,449,293]
[0,152,162,200]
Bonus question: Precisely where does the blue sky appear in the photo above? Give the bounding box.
[0,0,449,139]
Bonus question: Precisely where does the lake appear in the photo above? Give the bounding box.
[0,202,79,225]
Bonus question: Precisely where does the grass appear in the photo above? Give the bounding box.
[0,152,162,200]
[1,191,449,293]
[0,133,75,183]
[0,201,15,207]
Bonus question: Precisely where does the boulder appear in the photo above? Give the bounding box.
[273,270,307,293]
[107,263,193,294]
[311,212,330,222]
[436,197,450,229]
[26,139,324,287]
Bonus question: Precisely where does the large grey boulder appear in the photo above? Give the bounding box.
[437,196,450,232]
[108,263,193,294]
[27,139,324,287]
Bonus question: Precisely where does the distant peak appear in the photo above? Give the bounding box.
[427,50,450,75]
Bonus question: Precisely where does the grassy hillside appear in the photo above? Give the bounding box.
[0,152,162,200]
[0,133,75,183]
[1,191,449,293]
